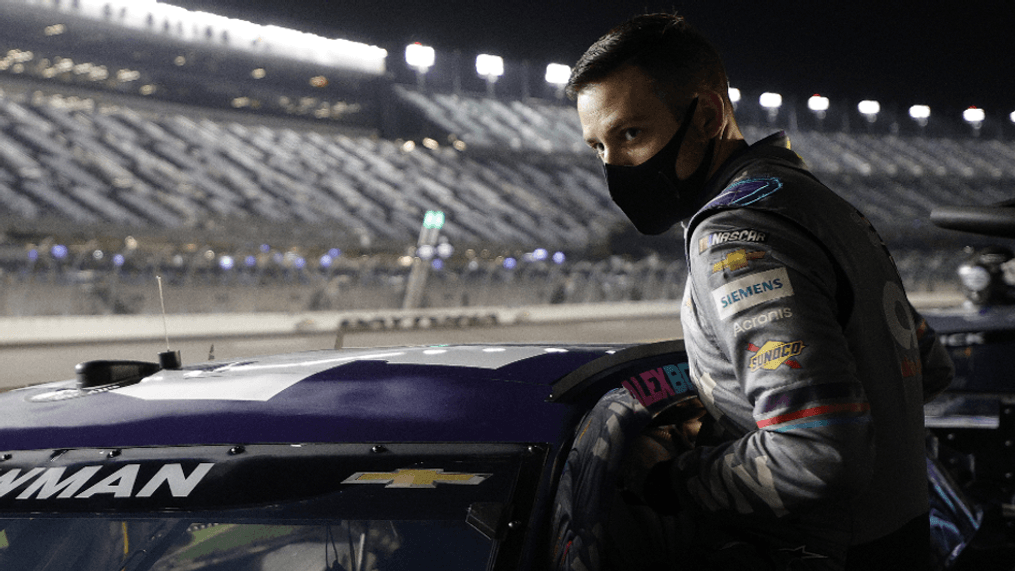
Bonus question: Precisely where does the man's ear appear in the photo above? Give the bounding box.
[697,90,726,139]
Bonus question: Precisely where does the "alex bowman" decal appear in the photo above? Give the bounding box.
[712,267,794,319]
[621,363,695,408]
[0,463,214,500]
[698,228,768,254]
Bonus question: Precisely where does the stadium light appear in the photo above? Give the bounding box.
[545,63,570,99]
[759,92,781,122]
[545,63,570,85]
[807,94,830,122]
[405,43,435,71]
[728,87,741,105]
[963,106,985,124]
[909,105,931,119]
[857,100,880,123]
[476,53,503,96]
[1010,111,1015,124]
[405,42,435,89]
[807,94,829,112]
[963,106,985,135]
[476,54,503,79]
[909,105,931,128]
[759,92,782,109]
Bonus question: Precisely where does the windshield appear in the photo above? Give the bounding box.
[0,518,492,571]
[0,443,549,571]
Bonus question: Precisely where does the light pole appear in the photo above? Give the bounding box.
[545,63,570,99]
[476,53,503,97]
[759,92,782,124]
[963,106,985,137]
[405,43,435,89]
[808,94,829,130]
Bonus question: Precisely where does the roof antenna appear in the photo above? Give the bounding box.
[156,275,182,369]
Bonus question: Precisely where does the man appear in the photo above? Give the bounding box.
[568,13,953,570]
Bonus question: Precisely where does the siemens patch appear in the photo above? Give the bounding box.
[712,267,794,319]
[698,229,768,253]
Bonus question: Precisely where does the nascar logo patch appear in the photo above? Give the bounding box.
[698,229,768,253]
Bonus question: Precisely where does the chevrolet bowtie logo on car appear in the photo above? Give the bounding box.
[342,469,491,488]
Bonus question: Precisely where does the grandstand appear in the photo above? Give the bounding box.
[0,1,1008,317]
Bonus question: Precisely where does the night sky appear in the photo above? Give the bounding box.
[164,0,1015,119]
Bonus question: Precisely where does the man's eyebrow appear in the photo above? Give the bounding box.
[597,110,652,140]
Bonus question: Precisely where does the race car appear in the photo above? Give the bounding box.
[0,334,990,570]
[0,341,699,570]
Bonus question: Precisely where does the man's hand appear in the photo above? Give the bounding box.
[618,399,706,501]
[619,426,681,501]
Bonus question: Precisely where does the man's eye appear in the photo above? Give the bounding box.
[623,128,641,141]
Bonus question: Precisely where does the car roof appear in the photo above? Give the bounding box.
[1,343,625,450]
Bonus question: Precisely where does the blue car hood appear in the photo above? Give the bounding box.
[0,344,617,450]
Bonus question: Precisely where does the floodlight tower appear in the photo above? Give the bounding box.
[807,94,830,130]
[759,92,782,123]
[909,105,931,134]
[545,63,570,99]
[728,87,741,110]
[405,43,435,89]
[858,100,880,123]
[963,106,985,137]
[476,53,503,97]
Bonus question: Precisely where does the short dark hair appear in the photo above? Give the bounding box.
[566,13,731,111]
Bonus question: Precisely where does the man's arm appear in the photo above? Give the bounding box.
[669,209,877,520]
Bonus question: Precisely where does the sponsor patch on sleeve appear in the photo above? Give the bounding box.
[747,340,806,371]
[711,267,794,319]
[698,228,768,253]
[711,249,765,274]
[709,177,783,208]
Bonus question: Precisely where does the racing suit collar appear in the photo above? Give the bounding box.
[680,131,798,235]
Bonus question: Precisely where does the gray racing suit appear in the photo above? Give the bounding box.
[669,132,953,566]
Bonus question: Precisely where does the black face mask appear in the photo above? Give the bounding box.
[604,98,716,235]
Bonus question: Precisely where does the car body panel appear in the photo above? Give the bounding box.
[0,345,622,450]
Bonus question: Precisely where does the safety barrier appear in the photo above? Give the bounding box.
[0,293,962,348]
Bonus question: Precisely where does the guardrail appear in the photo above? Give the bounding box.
[0,293,964,348]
